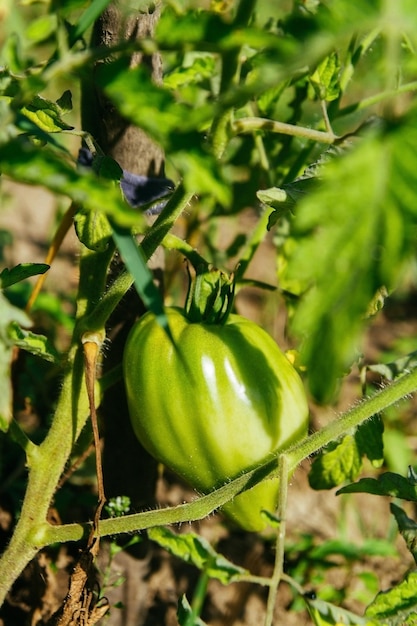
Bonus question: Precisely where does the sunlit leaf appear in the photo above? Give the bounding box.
[25,14,58,44]
[21,95,74,132]
[7,322,59,363]
[309,434,362,490]
[308,51,341,102]
[366,571,417,622]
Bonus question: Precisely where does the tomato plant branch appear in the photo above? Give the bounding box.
[141,184,194,260]
[22,365,417,552]
[26,461,280,545]
[234,208,271,282]
[0,246,114,607]
[232,117,338,144]
[0,343,89,607]
[265,454,289,626]
[285,367,417,471]
[338,80,417,116]
[162,233,208,269]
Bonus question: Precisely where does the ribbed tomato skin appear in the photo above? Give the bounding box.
[123,307,308,531]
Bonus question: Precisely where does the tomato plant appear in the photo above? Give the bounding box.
[124,271,309,531]
[2,1,417,625]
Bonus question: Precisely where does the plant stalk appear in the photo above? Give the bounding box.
[10,366,417,552]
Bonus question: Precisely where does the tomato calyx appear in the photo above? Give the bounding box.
[184,264,235,325]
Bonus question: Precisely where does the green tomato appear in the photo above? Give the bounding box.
[123,307,308,531]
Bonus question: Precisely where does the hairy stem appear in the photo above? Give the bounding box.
[0,246,114,607]
[233,117,338,144]
[11,366,417,552]
[265,455,289,626]
[286,367,417,471]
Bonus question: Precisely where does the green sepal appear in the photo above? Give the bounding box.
[184,265,235,324]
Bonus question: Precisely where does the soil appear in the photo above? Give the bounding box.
[1,181,417,626]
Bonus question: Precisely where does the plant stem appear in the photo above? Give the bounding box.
[162,233,208,269]
[0,246,114,607]
[286,367,417,471]
[27,365,417,548]
[264,455,289,626]
[0,344,89,606]
[79,185,193,333]
[235,208,271,282]
[233,117,338,144]
[338,81,417,117]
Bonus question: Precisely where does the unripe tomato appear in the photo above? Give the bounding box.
[123,307,308,531]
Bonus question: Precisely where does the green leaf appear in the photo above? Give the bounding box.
[284,115,417,402]
[111,225,170,336]
[0,139,144,228]
[310,538,396,561]
[164,54,216,89]
[68,0,114,46]
[390,503,417,565]
[21,95,74,132]
[0,263,49,289]
[98,61,234,205]
[7,322,59,363]
[74,209,113,252]
[337,471,417,501]
[308,51,341,102]
[366,571,417,622]
[56,90,73,115]
[177,595,208,626]
[309,434,362,490]
[25,14,58,44]
[172,150,231,206]
[148,527,248,584]
[155,7,230,48]
[98,61,213,147]
[305,595,380,625]
[0,292,32,431]
[355,415,384,469]
[365,352,417,382]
